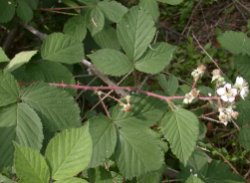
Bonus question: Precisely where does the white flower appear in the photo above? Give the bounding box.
[191,65,206,81]
[234,76,249,100]
[183,89,199,104]
[216,83,237,102]
[218,106,239,126]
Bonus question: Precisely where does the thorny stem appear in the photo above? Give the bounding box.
[49,82,220,103]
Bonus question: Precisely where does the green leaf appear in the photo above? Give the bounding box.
[88,49,133,76]
[41,33,84,64]
[139,0,159,21]
[88,167,113,183]
[202,161,244,183]
[238,126,250,150]
[0,0,15,23]
[233,55,250,84]
[87,7,105,36]
[14,61,75,94]
[111,95,166,127]
[21,82,81,132]
[161,108,199,164]
[0,174,16,183]
[14,144,50,183]
[98,1,128,23]
[0,47,10,62]
[22,0,39,9]
[115,124,163,179]
[157,74,179,95]
[45,126,92,180]
[218,31,250,55]
[63,15,87,41]
[5,50,37,72]
[0,103,43,170]
[93,26,120,50]
[88,115,117,168]
[54,177,88,183]
[186,175,204,183]
[135,42,175,74]
[157,0,184,5]
[236,100,250,126]
[117,6,156,61]
[16,0,33,22]
[137,169,163,183]
[0,71,19,107]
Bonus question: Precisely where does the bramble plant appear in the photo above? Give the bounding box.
[0,0,250,182]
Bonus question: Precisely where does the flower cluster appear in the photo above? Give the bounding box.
[120,95,132,112]
[184,65,249,126]
[216,76,249,125]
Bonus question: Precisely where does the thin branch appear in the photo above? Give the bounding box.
[49,82,219,103]
[192,33,223,73]
[22,23,47,40]
[39,6,87,11]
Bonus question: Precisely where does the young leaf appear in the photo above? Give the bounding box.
[14,144,50,183]
[63,15,87,41]
[0,71,19,107]
[139,0,160,21]
[218,31,250,55]
[135,42,175,74]
[0,47,10,62]
[88,49,133,76]
[157,74,179,95]
[54,177,88,183]
[21,82,81,132]
[41,33,84,64]
[97,1,128,23]
[115,124,164,179]
[117,6,156,61]
[5,50,37,72]
[0,103,43,170]
[0,0,16,23]
[238,126,250,150]
[93,26,120,50]
[160,108,199,165]
[87,7,105,36]
[45,126,92,180]
[88,115,117,168]
[16,0,33,22]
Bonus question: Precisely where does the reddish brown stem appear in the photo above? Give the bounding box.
[49,83,219,102]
